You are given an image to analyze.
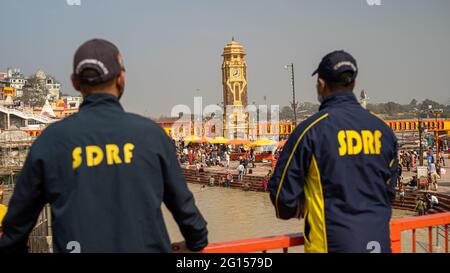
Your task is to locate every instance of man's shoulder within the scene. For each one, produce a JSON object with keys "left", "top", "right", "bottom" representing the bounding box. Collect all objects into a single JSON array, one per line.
[
  {"left": 365, "top": 111, "right": 391, "bottom": 127},
  {"left": 292, "top": 110, "right": 330, "bottom": 137},
  {"left": 341, "top": 107, "right": 397, "bottom": 140},
  {"left": 366, "top": 112, "right": 398, "bottom": 142},
  {"left": 24, "top": 119, "right": 73, "bottom": 158},
  {"left": 123, "top": 112, "right": 169, "bottom": 136},
  {"left": 35, "top": 114, "right": 79, "bottom": 141},
  {"left": 124, "top": 112, "right": 158, "bottom": 127}
]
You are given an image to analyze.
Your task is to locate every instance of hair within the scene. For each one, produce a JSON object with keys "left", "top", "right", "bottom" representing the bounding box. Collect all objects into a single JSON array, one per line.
[
  {"left": 76, "top": 70, "right": 119, "bottom": 97},
  {"left": 77, "top": 68, "right": 100, "bottom": 81},
  {"left": 77, "top": 69, "right": 117, "bottom": 89},
  {"left": 79, "top": 79, "right": 116, "bottom": 92},
  {"left": 325, "top": 72, "right": 356, "bottom": 92}
]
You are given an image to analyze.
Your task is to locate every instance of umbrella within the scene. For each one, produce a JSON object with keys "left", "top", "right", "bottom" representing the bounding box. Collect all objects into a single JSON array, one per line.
[
  {"left": 183, "top": 136, "right": 201, "bottom": 143},
  {"left": 226, "top": 139, "right": 251, "bottom": 145},
  {"left": 250, "top": 138, "right": 278, "bottom": 147},
  {"left": 192, "top": 136, "right": 211, "bottom": 143},
  {"left": 208, "top": 137, "right": 229, "bottom": 144}
]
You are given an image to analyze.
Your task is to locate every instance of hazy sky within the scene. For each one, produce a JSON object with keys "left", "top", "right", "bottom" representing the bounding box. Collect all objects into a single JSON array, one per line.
[{"left": 1, "top": 0, "right": 449, "bottom": 117}]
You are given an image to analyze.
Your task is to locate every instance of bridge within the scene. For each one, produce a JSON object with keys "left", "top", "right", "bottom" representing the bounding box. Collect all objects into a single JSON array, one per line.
[
  {"left": 0, "top": 105, "right": 55, "bottom": 130},
  {"left": 385, "top": 119, "right": 450, "bottom": 133},
  {"left": 158, "top": 118, "right": 450, "bottom": 139}
]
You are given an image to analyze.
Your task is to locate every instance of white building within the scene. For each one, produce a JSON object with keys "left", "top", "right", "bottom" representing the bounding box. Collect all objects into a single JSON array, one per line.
[
  {"left": 62, "top": 95, "right": 83, "bottom": 109},
  {"left": 7, "top": 68, "right": 26, "bottom": 97},
  {"left": 0, "top": 72, "right": 7, "bottom": 82},
  {"left": 10, "top": 78, "right": 26, "bottom": 97},
  {"left": 45, "top": 77, "right": 61, "bottom": 101}
]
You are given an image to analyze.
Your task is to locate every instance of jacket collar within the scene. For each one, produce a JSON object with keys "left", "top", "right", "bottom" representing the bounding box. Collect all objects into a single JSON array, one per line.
[
  {"left": 319, "top": 92, "right": 360, "bottom": 111},
  {"left": 79, "top": 93, "right": 124, "bottom": 111}
]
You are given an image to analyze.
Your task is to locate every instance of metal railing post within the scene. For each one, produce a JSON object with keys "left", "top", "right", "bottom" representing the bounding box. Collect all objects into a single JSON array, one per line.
[{"left": 390, "top": 221, "right": 402, "bottom": 253}]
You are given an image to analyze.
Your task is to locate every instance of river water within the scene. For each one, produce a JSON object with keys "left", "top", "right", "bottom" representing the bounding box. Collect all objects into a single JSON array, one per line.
[{"left": 162, "top": 184, "right": 414, "bottom": 249}]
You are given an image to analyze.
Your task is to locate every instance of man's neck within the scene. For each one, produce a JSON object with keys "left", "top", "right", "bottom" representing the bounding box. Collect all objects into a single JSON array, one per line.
[{"left": 82, "top": 89, "right": 119, "bottom": 98}]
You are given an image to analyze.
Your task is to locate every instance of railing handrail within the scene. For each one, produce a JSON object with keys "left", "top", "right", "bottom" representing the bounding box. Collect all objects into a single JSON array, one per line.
[
  {"left": 390, "top": 212, "right": 450, "bottom": 253},
  {"left": 202, "top": 233, "right": 304, "bottom": 253},
  {"left": 200, "top": 213, "right": 450, "bottom": 253},
  {"left": 391, "top": 212, "right": 450, "bottom": 231}
]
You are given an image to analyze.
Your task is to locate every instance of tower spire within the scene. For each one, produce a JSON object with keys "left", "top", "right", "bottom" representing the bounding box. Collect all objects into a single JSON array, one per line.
[{"left": 232, "top": 36, "right": 235, "bottom": 42}]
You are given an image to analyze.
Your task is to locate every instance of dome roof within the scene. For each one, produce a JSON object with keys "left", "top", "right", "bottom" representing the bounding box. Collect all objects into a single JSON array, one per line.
[
  {"left": 223, "top": 38, "right": 245, "bottom": 56},
  {"left": 35, "top": 69, "right": 46, "bottom": 80},
  {"left": 226, "top": 40, "right": 243, "bottom": 48}
]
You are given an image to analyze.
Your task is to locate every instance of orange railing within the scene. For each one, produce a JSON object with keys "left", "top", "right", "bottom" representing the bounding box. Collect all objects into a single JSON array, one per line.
[
  {"left": 201, "top": 213, "right": 450, "bottom": 253},
  {"left": 202, "top": 233, "right": 304, "bottom": 253},
  {"left": 390, "top": 212, "right": 450, "bottom": 253}
]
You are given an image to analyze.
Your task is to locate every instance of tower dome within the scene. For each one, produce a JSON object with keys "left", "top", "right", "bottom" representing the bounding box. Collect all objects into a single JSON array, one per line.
[
  {"left": 223, "top": 37, "right": 245, "bottom": 56},
  {"left": 35, "top": 69, "right": 46, "bottom": 80}
]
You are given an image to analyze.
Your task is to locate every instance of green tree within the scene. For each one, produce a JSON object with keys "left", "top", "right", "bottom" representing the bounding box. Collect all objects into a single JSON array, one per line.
[
  {"left": 280, "top": 106, "right": 294, "bottom": 120},
  {"left": 409, "top": 99, "right": 418, "bottom": 107}
]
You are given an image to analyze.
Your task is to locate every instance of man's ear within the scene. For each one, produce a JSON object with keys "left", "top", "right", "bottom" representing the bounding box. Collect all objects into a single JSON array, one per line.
[
  {"left": 317, "top": 78, "right": 326, "bottom": 92},
  {"left": 71, "top": 74, "right": 81, "bottom": 91},
  {"left": 117, "top": 71, "right": 125, "bottom": 88}
]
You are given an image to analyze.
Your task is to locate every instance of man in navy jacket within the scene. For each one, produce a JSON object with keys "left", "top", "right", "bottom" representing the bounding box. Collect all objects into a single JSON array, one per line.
[
  {"left": 269, "top": 51, "right": 398, "bottom": 253},
  {"left": 0, "top": 39, "right": 208, "bottom": 253}
]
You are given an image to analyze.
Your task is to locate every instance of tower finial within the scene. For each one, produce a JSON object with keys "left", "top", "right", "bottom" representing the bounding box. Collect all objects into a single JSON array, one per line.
[{"left": 232, "top": 36, "right": 235, "bottom": 42}]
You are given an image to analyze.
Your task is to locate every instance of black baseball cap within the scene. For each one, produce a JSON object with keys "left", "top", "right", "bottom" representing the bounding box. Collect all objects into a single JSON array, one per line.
[
  {"left": 312, "top": 50, "right": 358, "bottom": 84},
  {"left": 73, "top": 39, "right": 125, "bottom": 85}
]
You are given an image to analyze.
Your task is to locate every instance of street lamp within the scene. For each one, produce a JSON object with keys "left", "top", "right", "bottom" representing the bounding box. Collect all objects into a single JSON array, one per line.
[
  {"left": 415, "top": 106, "right": 444, "bottom": 166},
  {"left": 252, "top": 101, "right": 259, "bottom": 140},
  {"left": 284, "top": 63, "right": 298, "bottom": 126},
  {"left": 430, "top": 108, "right": 444, "bottom": 163},
  {"left": 417, "top": 110, "right": 424, "bottom": 166},
  {"left": 414, "top": 107, "right": 428, "bottom": 166}
]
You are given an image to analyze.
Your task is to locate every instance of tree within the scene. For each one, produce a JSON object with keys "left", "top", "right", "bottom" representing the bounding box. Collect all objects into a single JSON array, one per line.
[
  {"left": 409, "top": 99, "right": 418, "bottom": 107},
  {"left": 383, "top": 102, "right": 403, "bottom": 116},
  {"left": 418, "top": 99, "right": 444, "bottom": 111},
  {"left": 280, "top": 106, "right": 294, "bottom": 120},
  {"left": 20, "top": 88, "right": 47, "bottom": 108}
]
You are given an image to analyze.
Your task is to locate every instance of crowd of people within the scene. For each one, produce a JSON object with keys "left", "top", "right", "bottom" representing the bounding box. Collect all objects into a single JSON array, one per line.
[
  {"left": 171, "top": 138, "right": 283, "bottom": 192},
  {"left": 173, "top": 139, "right": 265, "bottom": 168},
  {"left": 171, "top": 137, "right": 449, "bottom": 213},
  {"left": 396, "top": 146, "right": 448, "bottom": 215},
  {"left": 397, "top": 148, "right": 447, "bottom": 191},
  {"left": 414, "top": 193, "right": 440, "bottom": 216}
]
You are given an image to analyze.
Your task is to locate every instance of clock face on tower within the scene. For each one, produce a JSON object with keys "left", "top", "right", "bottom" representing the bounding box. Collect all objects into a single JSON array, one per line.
[{"left": 232, "top": 69, "right": 240, "bottom": 78}]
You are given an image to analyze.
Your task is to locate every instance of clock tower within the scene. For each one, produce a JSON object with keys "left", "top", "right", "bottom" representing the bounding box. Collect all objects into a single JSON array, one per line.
[{"left": 222, "top": 38, "right": 249, "bottom": 139}]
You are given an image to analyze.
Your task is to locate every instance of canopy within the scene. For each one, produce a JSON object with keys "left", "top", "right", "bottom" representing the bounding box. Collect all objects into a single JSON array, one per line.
[
  {"left": 183, "top": 136, "right": 201, "bottom": 143},
  {"left": 192, "top": 136, "right": 211, "bottom": 143},
  {"left": 208, "top": 137, "right": 229, "bottom": 144},
  {"left": 226, "top": 139, "right": 251, "bottom": 145},
  {"left": 250, "top": 138, "right": 278, "bottom": 147}
]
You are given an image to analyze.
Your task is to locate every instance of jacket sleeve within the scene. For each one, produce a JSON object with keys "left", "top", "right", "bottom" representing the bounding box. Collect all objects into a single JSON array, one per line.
[
  {"left": 0, "top": 144, "right": 47, "bottom": 253},
  {"left": 161, "top": 136, "right": 208, "bottom": 252},
  {"left": 268, "top": 123, "right": 313, "bottom": 220}
]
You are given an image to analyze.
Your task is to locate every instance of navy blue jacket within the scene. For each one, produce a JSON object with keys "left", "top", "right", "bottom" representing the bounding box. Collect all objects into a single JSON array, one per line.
[
  {"left": 269, "top": 92, "right": 398, "bottom": 253},
  {"left": 0, "top": 93, "right": 208, "bottom": 253}
]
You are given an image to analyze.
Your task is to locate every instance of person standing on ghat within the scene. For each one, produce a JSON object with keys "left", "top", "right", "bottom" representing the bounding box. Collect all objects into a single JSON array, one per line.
[
  {"left": 0, "top": 39, "right": 208, "bottom": 253},
  {"left": 269, "top": 50, "right": 398, "bottom": 253}
]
